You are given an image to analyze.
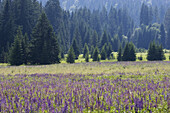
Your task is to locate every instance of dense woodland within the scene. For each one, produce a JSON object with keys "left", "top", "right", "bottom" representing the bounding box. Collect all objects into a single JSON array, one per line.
[{"left": 0, "top": 0, "right": 170, "bottom": 65}]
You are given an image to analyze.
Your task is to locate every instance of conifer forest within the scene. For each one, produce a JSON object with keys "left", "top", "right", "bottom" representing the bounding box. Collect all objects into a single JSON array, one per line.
[{"left": 0, "top": 0, "right": 169, "bottom": 113}]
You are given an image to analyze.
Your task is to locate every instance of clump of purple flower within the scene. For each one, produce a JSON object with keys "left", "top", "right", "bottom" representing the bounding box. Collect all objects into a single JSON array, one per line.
[{"left": 0, "top": 73, "right": 169, "bottom": 112}]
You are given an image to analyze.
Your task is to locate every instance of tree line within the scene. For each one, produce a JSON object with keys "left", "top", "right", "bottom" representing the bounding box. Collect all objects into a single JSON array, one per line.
[{"left": 0, "top": 0, "right": 169, "bottom": 65}]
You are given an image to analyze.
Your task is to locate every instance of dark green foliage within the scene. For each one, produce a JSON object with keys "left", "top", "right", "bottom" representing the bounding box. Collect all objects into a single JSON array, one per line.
[
  {"left": 106, "top": 43, "right": 113, "bottom": 59},
  {"left": 140, "top": 3, "right": 152, "bottom": 25},
  {"left": 117, "top": 45, "right": 122, "bottom": 61},
  {"left": 0, "top": 0, "right": 15, "bottom": 53},
  {"left": 8, "top": 27, "right": 23, "bottom": 65},
  {"left": 29, "top": 13, "right": 60, "bottom": 65},
  {"left": 100, "top": 44, "right": 107, "bottom": 60},
  {"left": 90, "top": 46, "right": 94, "bottom": 58},
  {"left": 160, "top": 24, "right": 166, "bottom": 48},
  {"left": 85, "top": 52, "right": 89, "bottom": 62},
  {"left": 166, "top": 28, "right": 170, "bottom": 49},
  {"left": 100, "top": 31, "right": 108, "bottom": 48},
  {"left": 93, "top": 47, "right": 100, "bottom": 61},
  {"left": 45, "top": 0, "right": 62, "bottom": 34},
  {"left": 67, "top": 47, "right": 75, "bottom": 63},
  {"left": 147, "top": 41, "right": 165, "bottom": 61},
  {"left": 83, "top": 43, "right": 89, "bottom": 58},
  {"left": 122, "top": 42, "right": 136, "bottom": 61},
  {"left": 72, "top": 38, "right": 80, "bottom": 59}
]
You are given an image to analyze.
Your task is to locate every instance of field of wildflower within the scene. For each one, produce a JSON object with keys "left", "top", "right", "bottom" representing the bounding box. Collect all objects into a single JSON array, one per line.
[{"left": 0, "top": 61, "right": 170, "bottom": 112}]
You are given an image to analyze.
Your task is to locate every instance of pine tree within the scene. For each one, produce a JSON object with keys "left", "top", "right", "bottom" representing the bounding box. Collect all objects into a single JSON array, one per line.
[
  {"left": 8, "top": 27, "right": 23, "bottom": 66},
  {"left": 93, "top": 47, "right": 100, "bottom": 61},
  {"left": 72, "top": 38, "right": 79, "bottom": 59},
  {"left": 100, "top": 44, "right": 107, "bottom": 60},
  {"left": 122, "top": 43, "right": 130, "bottom": 61},
  {"left": 100, "top": 31, "right": 108, "bottom": 48},
  {"left": 90, "top": 46, "right": 94, "bottom": 58},
  {"left": 129, "top": 42, "right": 136, "bottom": 61},
  {"left": 45, "top": 0, "right": 62, "bottom": 34},
  {"left": 92, "top": 31, "right": 98, "bottom": 48},
  {"left": 67, "top": 47, "right": 75, "bottom": 63},
  {"left": 0, "top": 0, "right": 15, "bottom": 54},
  {"left": 167, "top": 28, "right": 170, "bottom": 49},
  {"left": 157, "top": 44, "right": 165, "bottom": 60},
  {"left": 147, "top": 41, "right": 165, "bottom": 61},
  {"left": 83, "top": 43, "right": 89, "bottom": 58},
  {"left": 160, "top": 24, "right": 166, "bottom": 48},
  {"left": 29, "top": 12, "right": 60, "bottom": 64},
  {"left": 117, "top": 45, "right": 122, "bottom": 61},
  {"left": 106, "top": 43, "right": 113, "bottom": 59}
]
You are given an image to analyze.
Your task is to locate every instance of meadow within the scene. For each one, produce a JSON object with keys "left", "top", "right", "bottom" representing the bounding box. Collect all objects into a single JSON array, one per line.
[{"left": 0, "top": 53, "right": 170, "bottom": 112}]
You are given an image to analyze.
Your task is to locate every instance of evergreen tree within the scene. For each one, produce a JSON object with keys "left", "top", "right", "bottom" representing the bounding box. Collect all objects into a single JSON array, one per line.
[
  {"left": 100, "top": 31, "right": 108, "bottom": 48},
  {"left": 164, "top": 8, "right": 170, "bottom": 32},
  {"left": 157, "top": 44, "right": 165, "bottom": 60},
  {"left": 122, "top": 43, "right": 130, "bottom": 61},
  {"left": 106, "top": 43, "right": 112, "bottom": 59},
  {"left": 67, "top": 47, "right": 75, "bottom": 63},
  {"left": 140, "top": 3, "right": 151, "bottom": 25},
  {"left": 72, "top": 38, "right": 79, "bottom": 59},
  {"left": 29, "top": 12, "right": 60, "bottom": 64},
  {"left": 73, "top": 27, "right": 82, "bottom": 52},
  {"left": 122, "top": 42, "right": 136, "bottom": 61},
  {"left": 100, "top": 45, "right": 107, "bottom": 60},
  {"left": 93, "top": 47, "right": 100, "bottom": 61},
  {"left": 0, "top": 0, "right": 15, "bottom": 54},
  {"left": 160, "top": 24, "right": 166, "bottom": 48},
  {"left": 147, "top": 41, "right": 165, "bottom": 61},
  {"left": 117, "top": 45, "right": 122, "bottom": 61},
  {"left": 129, "top": 42, "right": 136, "bottom": 61},
  {"left": 8, "top": 27, "right": 23, "bottom": 66},
  {"left": 167, "top": 28, "right": 170, "bottom": 49},
  {"left": 90, "top": 46, "right": 94, "bottom": 58},
  {"left": 92, "top": 31, "right": 98, "bottom": 47},
  {"left": 83, "top": 43, "right": 89, "bottom": 58},
  {"left": 45, "top": 0, "right": 62, "bottom": 34}
]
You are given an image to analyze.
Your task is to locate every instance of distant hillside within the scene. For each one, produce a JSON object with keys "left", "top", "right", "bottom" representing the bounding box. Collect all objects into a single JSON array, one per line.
[{"left": 39, "top": 0, "right": 170, "bottom": 25}]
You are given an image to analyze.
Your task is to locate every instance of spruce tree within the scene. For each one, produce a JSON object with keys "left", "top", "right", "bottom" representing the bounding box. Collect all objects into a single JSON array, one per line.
[
  {"left": 100, "top": 31, "right": 108, "bottom": 48},
  {"left": 83, "top": 43, "right": 89, "bottom": 58},
  {"left": 157, "top": 44, "right": 165, "bottom": 60},
  {"left": 67, "top": 47, "right": 75, "bottom": 63},
  {"left": 122, "top": 43, "right": 130, "bottom": 61},
  {"left": 0, "top": 0, "right": 15, "bottom": 55},
  {"left": 72, "top": 38, "right": 79, "bottom": 59},
  {"left": 100, "top": 45, "right": 107, "bottom": 60},
  {"left": 129, "top": 42, "right": 136, "bottom": 61},
  {"left": 93, "top": 47, "right": 100, "bottom": 61},
  {"left": 106, "top": 43, "right": 113, "bottom": 59},
  {"left": 147, "top": 41, "right": 165, "bottom": 61},
  {"left": 29, "top": 12, "right": 60, "bottom": 64},
  {"left": 8, "top": 27, "right": 23, "bottom": 66},
  {"left": 117, "top": 45, "right": 122, "bottom": 61},
  {"left": 160, "top": 24, "right": 166, "bottom": 48},
  {"left": 45, "top": 0, "right": 62, "bottom": 34}
]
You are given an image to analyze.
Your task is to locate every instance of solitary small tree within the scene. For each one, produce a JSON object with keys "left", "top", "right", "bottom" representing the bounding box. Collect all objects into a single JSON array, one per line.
[{"left": 67, "top": 47, "right": 75, "bottom": 63}]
